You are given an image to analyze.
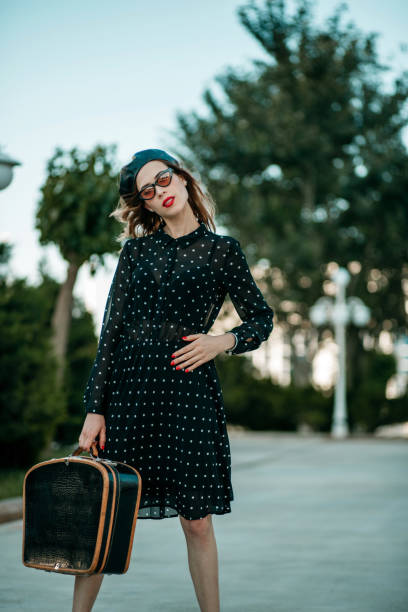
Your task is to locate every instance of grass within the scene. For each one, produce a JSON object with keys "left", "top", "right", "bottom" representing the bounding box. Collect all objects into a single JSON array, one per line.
[{"left": 0, "top": 442, "right": 80, "bottom": 501}]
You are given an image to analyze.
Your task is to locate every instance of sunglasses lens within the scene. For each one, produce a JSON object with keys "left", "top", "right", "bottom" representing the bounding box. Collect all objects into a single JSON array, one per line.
[
  {"left": 157, "top": 170, "right": 172, "bottom": 186},
  {"left": 140, "top": 186, "right": 155, "bottom": 199}
]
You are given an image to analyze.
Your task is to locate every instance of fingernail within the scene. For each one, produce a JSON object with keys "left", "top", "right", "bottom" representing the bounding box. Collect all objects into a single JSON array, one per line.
[
  {"left": 176, "top": 366, "right": 181, "bottom": 370},
  {"left": 101, "top": 446, "right": 105, "bottom": 450},
  {"left": 170, "top": 360, "right": 175, "bottom": 365},
  {"left": 185, "top": 368, "right": 189, "bottom": 372},
  {"left": 182, "top": 336, "right": 187, "bottom": 339},
  {"left": 171, "top": 354, "right": 175, "bottom": 357}
]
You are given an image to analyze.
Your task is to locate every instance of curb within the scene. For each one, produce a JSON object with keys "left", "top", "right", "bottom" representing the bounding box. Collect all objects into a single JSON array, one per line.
[{"left": 0, "top": 497, "right": 22, "bottom": 525}]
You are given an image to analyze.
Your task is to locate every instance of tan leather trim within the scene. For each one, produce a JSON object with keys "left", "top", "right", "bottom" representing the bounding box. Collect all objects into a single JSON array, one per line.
[{"left": 97, "top": 463, "right": 117, "bottom": 574}]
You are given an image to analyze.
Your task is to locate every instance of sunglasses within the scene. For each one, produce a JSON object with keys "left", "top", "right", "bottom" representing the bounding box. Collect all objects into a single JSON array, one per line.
[{"left": 136, "top": 167, "right": 174, "bottom": 201}]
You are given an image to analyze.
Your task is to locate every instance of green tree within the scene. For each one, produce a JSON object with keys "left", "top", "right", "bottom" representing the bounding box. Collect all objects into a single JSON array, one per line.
[
  {"left": 348, "top": 350, "right": 399, "bottom": 432},
  {"left": 0, "top": 251, "right": 66, "bottom": 468},
  {"left": 168, "top": 0, "right": 408, "bottom": 391},
  {"left": 35, "top": 144, "right": 122, "bottom": 385}
]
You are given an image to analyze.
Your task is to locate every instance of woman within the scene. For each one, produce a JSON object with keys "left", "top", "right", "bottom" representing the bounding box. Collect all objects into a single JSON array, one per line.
[{"left": 74, "top": 148, "right": 274, "bottom": 612}]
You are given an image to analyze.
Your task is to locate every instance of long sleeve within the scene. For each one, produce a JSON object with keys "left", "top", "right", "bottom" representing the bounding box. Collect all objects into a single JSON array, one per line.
[
  {"left": 221, "top": 238, "right": 274, "bottom": 355},
  {"left": 83, "top": 239, "right": 133, "bottom": 415}
]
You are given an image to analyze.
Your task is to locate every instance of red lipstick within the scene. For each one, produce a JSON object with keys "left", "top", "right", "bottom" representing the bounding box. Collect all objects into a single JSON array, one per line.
[{"left": 163, "top": 196, "right": 175, "bottom": 207}]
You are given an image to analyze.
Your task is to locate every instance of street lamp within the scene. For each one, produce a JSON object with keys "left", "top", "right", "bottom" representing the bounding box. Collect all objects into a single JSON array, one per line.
[
  {"left": 310, "top": 267, "right": 370, "bottom": 439},
  {"left": 0, "top": 150, "right": 21, "bottom": 191}
]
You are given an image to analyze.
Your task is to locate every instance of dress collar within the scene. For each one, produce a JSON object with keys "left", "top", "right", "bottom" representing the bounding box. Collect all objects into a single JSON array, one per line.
[{"left": 154, "top": 220, "right": 208, "bottom": 248}]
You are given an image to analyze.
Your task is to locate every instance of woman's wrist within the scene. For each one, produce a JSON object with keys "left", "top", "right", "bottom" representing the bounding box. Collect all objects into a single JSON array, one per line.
[{"left": 221, "top": 332, "right": 237, "bottom": 352}]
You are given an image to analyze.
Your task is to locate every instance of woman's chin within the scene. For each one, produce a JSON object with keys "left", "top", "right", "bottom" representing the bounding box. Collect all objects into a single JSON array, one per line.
[{"left": 162, "top": 201, "right": 188, "bottom": 217}]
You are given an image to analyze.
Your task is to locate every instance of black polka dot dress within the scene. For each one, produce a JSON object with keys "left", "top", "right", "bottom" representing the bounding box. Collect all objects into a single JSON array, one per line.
[{"left": 83, "top": 220, "right": 274, "bottom": 520}]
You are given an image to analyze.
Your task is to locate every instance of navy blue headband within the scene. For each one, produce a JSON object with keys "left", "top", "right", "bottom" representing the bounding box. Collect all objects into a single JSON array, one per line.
[{"left": 119, "top": 148, "right": 180, "bottom": 197}]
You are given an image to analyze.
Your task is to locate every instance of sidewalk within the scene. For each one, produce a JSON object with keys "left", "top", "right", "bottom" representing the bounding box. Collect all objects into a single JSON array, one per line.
[{"left": 1, "top": 432, "right": 407, "bottom": 611}]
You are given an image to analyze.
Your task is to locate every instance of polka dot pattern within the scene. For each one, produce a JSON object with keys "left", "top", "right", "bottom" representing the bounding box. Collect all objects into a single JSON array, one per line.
[{"left": 83, "top": 221, "right": 274, "bottom": 520}]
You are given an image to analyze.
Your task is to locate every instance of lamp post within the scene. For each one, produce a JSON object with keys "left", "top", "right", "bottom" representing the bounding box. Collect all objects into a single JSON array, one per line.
[{"left": 310, "top": 267, "right": 370, "bottom": 439}]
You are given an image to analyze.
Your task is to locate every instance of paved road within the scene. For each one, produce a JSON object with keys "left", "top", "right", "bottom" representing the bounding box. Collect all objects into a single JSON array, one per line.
[{"left": 1, "top": 432, "right": 407, "bottom": 611}]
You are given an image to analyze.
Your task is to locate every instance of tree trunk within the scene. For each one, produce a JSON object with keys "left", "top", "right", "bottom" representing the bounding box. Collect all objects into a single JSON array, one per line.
[
  {"left": 346, "top": 327, "right": 363, "bottom": 393},
  {"left": 302, "top": 176, "right": 316, "bottom": 211},
  {"left": 51, "top": 259, "right": 81, "bottom": 386},
  {"left": 289, "top": 328, "right": 313, "bottom": 387}
]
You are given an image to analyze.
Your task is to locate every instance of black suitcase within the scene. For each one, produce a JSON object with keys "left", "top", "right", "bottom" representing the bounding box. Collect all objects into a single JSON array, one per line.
[{"left": 22, "top": 443, "right": 142, "bottom": 575}]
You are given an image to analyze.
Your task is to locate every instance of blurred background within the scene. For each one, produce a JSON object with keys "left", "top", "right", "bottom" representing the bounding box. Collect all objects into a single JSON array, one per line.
[{"left": 1, "top": 0, "right": 407, "bottom": 473}]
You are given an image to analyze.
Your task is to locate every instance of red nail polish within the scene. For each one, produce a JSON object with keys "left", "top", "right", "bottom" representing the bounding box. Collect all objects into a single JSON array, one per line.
[
  {"left": 176, "top": 366, "right": 181, "bottom": 370},
  {"left": 182, "top": 336, "right": 187, "bottom": 340},
  {"left": 101, "top": 446, "right": 105, "bottom": 450},
  {"left": 171, "top": 354, "right": 175, "bottom": 357},
  {"left": 170, "top": 361, "right": 175, "bottom": 365},
  {"left": 185, "top": 368, "right": 189, "bottom": 372}
]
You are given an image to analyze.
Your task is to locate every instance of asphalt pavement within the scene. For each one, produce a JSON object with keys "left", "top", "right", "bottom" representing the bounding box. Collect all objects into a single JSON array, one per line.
[{"left": 1, "top": 431, "right": 407, "bottom": 611}]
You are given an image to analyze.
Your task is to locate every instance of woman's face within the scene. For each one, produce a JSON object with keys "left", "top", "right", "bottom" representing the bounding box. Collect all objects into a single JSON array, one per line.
[{"left": 136, "top": 160, "right": 188, "bottom": 218}]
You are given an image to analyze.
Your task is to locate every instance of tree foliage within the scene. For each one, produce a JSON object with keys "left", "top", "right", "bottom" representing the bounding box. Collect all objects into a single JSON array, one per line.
[
  {"left": 0, "top": 271, "right": 66, "bottom": 468},
  {"left": 169, "top": 0, "right": 408, "bottom": 387},
  {"left": 0, "top": 248, "right": 100, "bottom": 467},
  {"left": 36, "top": 143, "right": 123, "bottom": 265}
]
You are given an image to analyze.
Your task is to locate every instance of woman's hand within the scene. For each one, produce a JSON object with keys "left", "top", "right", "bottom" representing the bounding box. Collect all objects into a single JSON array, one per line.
[
  {"left": 79, "top": 413, "right": 106, "bottom": 453},
  {"left": 170, "top": 333, "right": 235, "bottom": 372}
]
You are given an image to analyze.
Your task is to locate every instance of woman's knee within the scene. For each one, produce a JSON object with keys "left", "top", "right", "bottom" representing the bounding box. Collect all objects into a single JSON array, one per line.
[{"left": 179, "top": 513, "right": 213, "bottom": 538}]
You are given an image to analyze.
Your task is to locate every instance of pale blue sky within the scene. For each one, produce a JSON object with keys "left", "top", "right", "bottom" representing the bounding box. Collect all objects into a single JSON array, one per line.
[{"left": 1, "top": 0, "right": 407, "bottom": 327}]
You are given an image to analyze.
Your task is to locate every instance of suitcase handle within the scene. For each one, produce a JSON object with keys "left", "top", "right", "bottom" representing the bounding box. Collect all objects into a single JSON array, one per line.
[
  {"left": 67, "top": 444, "right": 118, "bottom": 466},
  {"left": 70, "top": 442, "right": 99, "bottom": 458}
]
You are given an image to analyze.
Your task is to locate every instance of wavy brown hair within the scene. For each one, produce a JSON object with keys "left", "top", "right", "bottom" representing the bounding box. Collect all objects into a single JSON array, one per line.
[{"left": 110, "top": 160, "right": 217, "bottom": 242}]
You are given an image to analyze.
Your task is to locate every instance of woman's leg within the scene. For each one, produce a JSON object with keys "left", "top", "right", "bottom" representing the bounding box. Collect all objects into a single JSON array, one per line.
[
  {"left": 72, "top": 573, "right": 104, "bottom": 612},
  {"left": 179, "top": 513, "right": 220, "bottom": 612}
]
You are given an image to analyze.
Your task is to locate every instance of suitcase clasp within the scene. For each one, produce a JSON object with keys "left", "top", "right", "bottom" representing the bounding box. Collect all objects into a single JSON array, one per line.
[{"left": 95, "top": 457, "right": 118, "bottom": 466}]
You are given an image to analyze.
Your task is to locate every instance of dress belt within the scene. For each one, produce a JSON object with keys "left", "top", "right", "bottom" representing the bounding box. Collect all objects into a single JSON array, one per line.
[{"left": 121, "top": 319, "right": 196, "bottom": 343}]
